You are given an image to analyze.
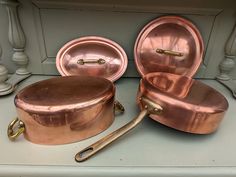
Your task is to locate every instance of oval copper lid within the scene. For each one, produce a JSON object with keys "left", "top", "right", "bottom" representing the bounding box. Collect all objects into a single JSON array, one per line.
[
  {"left": 134, "top": 16, "right": 204, "bottom": 78},
  {"left": 56, "top": 36, "right": 128, "bottom": 82},
  {"left": 15, "top": 76, "right": 114, "bottom": 113}
]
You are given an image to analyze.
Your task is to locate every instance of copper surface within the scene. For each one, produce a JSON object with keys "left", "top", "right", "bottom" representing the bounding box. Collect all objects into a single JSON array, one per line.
[
  {"left": 14, "top": 76, "right": 116, "bottom": 145},
  {"left": 134, "top": 16, "right": 204, "bottom": 77},
  {"left": 56, "top": 36, "right": 128, "bottom": 82},
  {"left": 138, "top": 72, "right": 229, "bottom": 134},
  {"left": 74, "top": 16, "right": 226, "bottom": 162},
  {"left": 75, "top": 73, "right": 228, "bottom": 162}
]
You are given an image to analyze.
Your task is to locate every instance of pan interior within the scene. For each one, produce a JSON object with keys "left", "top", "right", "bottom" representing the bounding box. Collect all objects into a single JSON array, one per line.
[{"left": 144, "top": 72, "right": 228, "bottom": 110}]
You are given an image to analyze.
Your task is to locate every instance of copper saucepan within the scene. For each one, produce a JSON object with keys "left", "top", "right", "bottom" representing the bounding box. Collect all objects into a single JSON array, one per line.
[
  {"left": 75, "top": 72, "right": 228, "bottom": 162},
  {"left": 7, "top": 76, "right": 124, "bottom": 145}
]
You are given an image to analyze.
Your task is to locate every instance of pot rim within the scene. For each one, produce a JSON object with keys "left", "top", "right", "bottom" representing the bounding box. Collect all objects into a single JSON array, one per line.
[{"left": 14, "top": 76, "right": 115, "bottom": 113}]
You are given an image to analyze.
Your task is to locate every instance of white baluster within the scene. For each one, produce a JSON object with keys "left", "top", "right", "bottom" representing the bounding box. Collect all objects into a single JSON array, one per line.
[
  {"left": 1, "top": 0, "right": 30, "bottom": 75},
  {"left": 0, "top": 45, "right": 13, "bottom": 95},
  {"left": 217, "top": 23, "right": 236, "bottom": 98}
]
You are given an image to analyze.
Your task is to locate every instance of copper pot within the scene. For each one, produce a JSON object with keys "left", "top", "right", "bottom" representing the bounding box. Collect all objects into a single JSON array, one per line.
[
  {"left": 75, "top": 72, "right": 228, "bottom": 162},
  {"left": 7, "top": 76, "right": 124, "bottom": 145}
]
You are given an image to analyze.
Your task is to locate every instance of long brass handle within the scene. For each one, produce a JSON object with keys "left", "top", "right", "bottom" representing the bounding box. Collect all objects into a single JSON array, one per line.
[
  {"left": 156, "top": 48, "right": 183, "bottom": 57},
  {"left": 7, "top": 118, "right": 25, "bottom": 141},
  {"left": 75, "top": 97, "right": 162, "bottom": 162},
  {"left": 77, "top": 58, "right": 106, "bottom": 65},
  {"left": 75, "top": 109, "right": 148, "bottom": 162}
]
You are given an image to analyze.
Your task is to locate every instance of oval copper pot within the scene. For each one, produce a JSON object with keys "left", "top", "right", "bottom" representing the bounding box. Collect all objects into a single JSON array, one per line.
[
  {"left": 7, "top": 76, "right": 124, "bottom": 145},
  {"left": 75, "top": 72, "right": 228, "bottom": 162}
]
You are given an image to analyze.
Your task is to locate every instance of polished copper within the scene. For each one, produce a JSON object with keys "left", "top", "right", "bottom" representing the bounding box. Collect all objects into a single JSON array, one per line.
[
  {"left": 75, "top": 72, "right": 228, "bottom": 162},
  {"left": 138, "top": 72, "right": 228, "bottom": 134},
  {"left": 10, "top": 76, "right": 118, "bottom": 145},
  {"left": 56, "top": 36, "right": 128, "bottom": 82},
  {"left": 75, "top": 16, "right": 227, "bottom": 162},
  {"left": 134, "top": 16, "right": 204, "bottom": 77}
]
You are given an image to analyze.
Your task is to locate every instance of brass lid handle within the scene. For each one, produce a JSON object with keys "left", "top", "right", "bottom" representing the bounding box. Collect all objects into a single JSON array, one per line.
[
  {"left": 77, "top": 58, "right": 106, "bottom": 65},
  {"left": 114, "top": 100, "right": 125, "bottom": 114},
  {"left": 156, "top": 48, "right": 183, "bottom": 57},
  {"left": 7, "top": 118, "right": 25, "bottom": 141}
]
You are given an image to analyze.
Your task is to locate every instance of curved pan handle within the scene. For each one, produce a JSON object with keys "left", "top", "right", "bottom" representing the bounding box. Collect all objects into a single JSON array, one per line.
[
  {"left": 7, "top": 118, "right": 25, "bottom": 141},
  {"left": 75, "top": 97, "right": 162, "bottom": 162}
]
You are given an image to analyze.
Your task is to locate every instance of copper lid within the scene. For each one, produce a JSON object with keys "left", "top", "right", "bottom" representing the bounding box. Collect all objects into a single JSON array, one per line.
[
  {"left": 56, "top": 36, "right": 128, "bottom": 82},
  {"left": 134, "top": 16, "right": 204, "bottom": 78}
]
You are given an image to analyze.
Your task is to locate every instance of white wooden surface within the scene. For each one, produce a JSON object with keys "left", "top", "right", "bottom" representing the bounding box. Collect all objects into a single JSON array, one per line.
[{"left": 0, "top": 76, "right": 236, "bottom": 177}]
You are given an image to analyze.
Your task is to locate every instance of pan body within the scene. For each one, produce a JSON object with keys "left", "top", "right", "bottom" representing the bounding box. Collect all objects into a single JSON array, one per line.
[
  {"left": 137, "top": 72, "right": 228, "bottom": 134},
  {"left": 15, "top": 76, "right": 115, "bottom": 145}
]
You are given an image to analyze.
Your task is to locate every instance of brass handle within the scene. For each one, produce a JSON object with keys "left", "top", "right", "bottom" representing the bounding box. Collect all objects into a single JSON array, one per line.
[
  {"left": 114, "top": 100, "right": 125, "bottom": 114},
  {"left": 77, "top": 58, "right": 106, "bottom": 65},
  {"left": 156, "top": 48, "right": 183, "bottom": 57},
  {"left": 7, "top": 118, "right": 25, "bottom": 141},
  {"left": 75, "top": 97, "right": 162, "bottom": 162}
]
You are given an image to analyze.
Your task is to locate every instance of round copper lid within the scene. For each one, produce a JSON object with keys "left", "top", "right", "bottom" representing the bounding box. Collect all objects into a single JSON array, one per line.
[
  {"left": 134, "top": 16, "right": 204, "bottom": 78},
  {"left": 56, "top": 36, "right": 128, "bottom": 82}
]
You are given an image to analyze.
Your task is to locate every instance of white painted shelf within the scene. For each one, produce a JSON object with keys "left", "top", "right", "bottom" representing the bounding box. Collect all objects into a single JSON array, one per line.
[{"left": 0, "top": 76, "right": 236, "bottom": 177}]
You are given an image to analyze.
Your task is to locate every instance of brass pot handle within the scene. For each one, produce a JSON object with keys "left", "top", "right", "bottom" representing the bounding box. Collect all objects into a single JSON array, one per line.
[
  {"left": 77, "top": 58, "right": 106, "bottom": 65},
  {"left": 75, "top": 97, "right": 162, "bottom": 162},
  {"left": 7, "top": 118, "right": 25, "bottom": 141}
]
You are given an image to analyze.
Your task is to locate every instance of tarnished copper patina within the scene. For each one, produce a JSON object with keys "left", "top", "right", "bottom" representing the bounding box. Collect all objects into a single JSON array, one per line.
[
  {"left": 75, "top": 16, "right": 228, "bottom": 162},
  {"left": 56, "top": 36, "right": 128, "bottom": 82},
  {"left": 7, "top": 76, "right": 125, "bottom": 145}
]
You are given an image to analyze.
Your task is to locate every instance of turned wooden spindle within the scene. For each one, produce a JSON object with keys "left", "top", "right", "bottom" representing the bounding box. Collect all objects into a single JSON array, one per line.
[
  {"left": 217, "top": 24, "right": 236, "bottom": 81},
  {"left": 0, "top": 46, "right": 12, "bottom": 93},
  {"left": 217, "top": 23, "right": 236, "bottom": 98},
  {"left": 1, "top": 0, "right": 30, "bottom": 75}
]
